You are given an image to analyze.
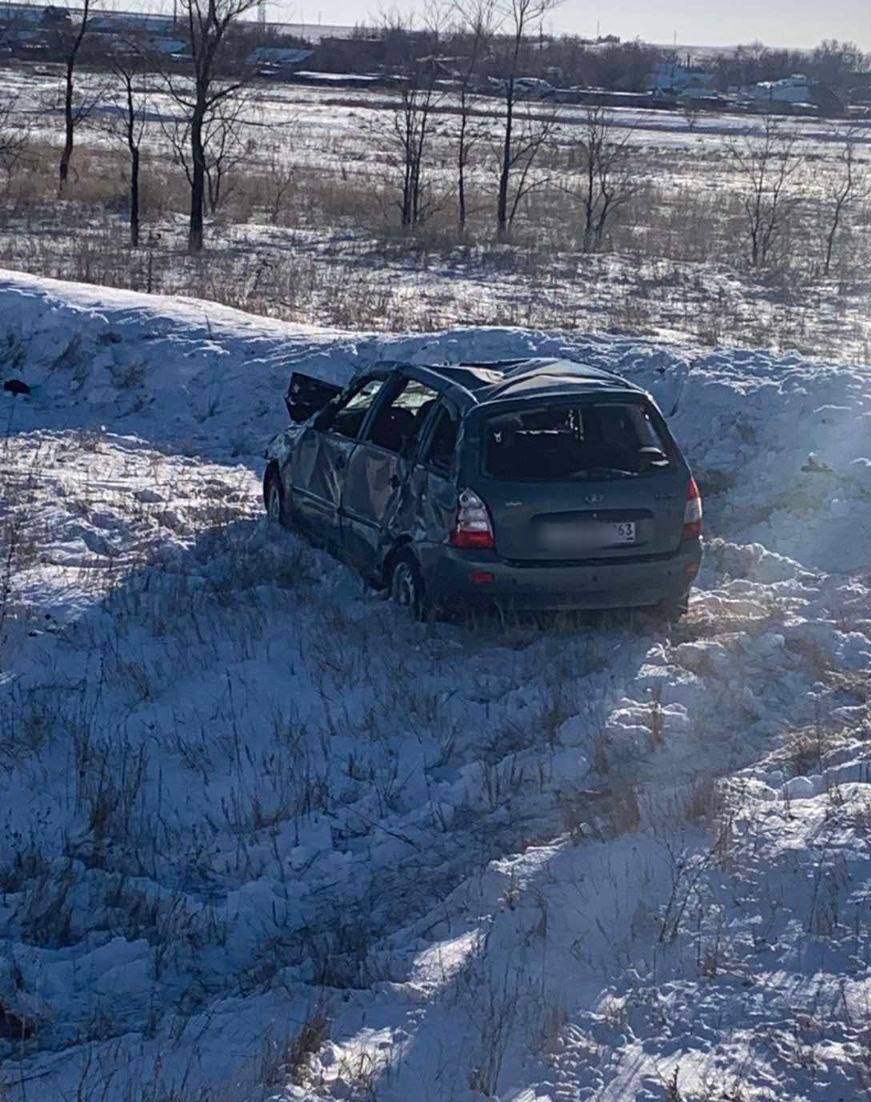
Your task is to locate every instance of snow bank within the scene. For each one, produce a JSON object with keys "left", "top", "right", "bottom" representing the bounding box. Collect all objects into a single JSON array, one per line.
[
  {"left": 3, "top": 268, "right": 869, "bottom": 571},
  {"left": 1, "top": 272, "right": 870, "bottom": 1102}
]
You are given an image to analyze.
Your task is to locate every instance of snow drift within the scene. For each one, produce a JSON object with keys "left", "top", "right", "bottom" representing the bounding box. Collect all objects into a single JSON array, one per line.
[{"left": 1, "top": 270, "right": 870, "bottom": 1102}]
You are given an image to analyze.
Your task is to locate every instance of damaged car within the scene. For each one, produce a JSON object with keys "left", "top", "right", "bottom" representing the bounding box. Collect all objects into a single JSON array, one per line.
[{"left": 263, "top": 358, "right": 702, "bottom": 618}]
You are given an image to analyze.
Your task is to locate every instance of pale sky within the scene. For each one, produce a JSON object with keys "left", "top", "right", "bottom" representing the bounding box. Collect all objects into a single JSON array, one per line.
[{"left": 282, "top": 0, "right": 871, "bottom": 51}]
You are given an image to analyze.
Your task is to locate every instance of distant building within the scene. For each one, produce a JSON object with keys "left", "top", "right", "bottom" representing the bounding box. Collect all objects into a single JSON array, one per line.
[
  {"left": 747, "top": 74, "right": 844, "bottom": 116},
  {"left": 647, "top": 61, "right": 716, "bottom": 96},
  {"left": 315, "top": 34, "right": 386, "bottom": 73},
  {"left": 749, "top": 74, "right": 812, "bottom": 105},
  {"left": 248, "top": 44, "right": 313, "bottom": 75}
]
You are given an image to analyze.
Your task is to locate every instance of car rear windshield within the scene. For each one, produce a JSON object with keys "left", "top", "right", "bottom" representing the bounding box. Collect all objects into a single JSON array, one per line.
[{"left": 483, "top": 401, "right": 673, "bottom": 481}]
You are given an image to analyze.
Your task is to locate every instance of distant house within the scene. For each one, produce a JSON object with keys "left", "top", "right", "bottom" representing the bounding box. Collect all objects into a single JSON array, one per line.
[
  {"left": 248, "top": 45, "right": 312, "bottom": 68},
  {"left": 647, "top": 61, "right": 715, "bottom": 97},
  {"left": 748, "top": 74, "right": 844, "bottom": 116},
  {"left": 314, "top": 34, "right": 386, "bottom": 73},
  {"left": 749, "top": 74, "right": 811, "bottom": 105}
]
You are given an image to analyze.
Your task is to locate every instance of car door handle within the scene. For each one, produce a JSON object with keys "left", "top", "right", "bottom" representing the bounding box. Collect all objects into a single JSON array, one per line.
[
  {"left": 335, "top": 455, "right": 346, "bottom": 470},
  {"left": 389, "top": 474, "right": 401, "bottom": 489}
]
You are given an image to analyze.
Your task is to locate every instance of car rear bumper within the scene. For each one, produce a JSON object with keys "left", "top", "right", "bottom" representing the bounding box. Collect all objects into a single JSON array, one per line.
[{"left": 425, "top": 540, "right": 702, "bottom": 612}]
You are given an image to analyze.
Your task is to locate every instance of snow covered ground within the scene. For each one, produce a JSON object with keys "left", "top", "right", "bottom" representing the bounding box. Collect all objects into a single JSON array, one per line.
[
  {"left": 2, "top": 63, "right": 869, "bottom": 363},
  {"left": 1, "top": 270, "right": 871, "bottom": 1101}
]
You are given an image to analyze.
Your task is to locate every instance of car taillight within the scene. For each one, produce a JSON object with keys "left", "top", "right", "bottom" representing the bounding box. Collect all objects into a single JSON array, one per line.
[
  {"left": 450, "top": 489, "right": 495, "bottom": 550},
  {"left": 682, "top": 477, "right": 702, "bottom": 540}
]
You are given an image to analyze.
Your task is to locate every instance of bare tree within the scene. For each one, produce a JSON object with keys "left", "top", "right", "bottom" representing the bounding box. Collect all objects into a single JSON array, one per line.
[
  {"left": 498, "top": 99, "right": 558, "bottom": 229},
  {"left": 379, "top": 15, "right": 444, "bottom": 230},
  {"left": 570, "top": 107, "right": 637, "bottom": 252},
  {"left": 263, "top": 143, "right": 295, "bottom": 225},
  {"left": 681, "top": 99, "right": 701, "bottom": 133},
  {"left": 58, "top": 0, "right": 93, "bottom": 193},
  {"left": 163, "top": 0, "right": 258, "bottom": 253},
  {"left": 394, "top": 67, "right": 441, "bottom": 228},
  {"left": 101, "top": 50, "right": 149, "bottom": 247},
  {"left": 821, "top": 125, "right": 868, "bottom": 276},
  {"left": 0, "top": 98, "right": 28, "bottom": 180},
  {"left": 494, "top": 0, "right": 559, "bottom": 237},
  {"left": 166, "top": 93, "right": 251, "bottom": 217},
  {"left": 453, "top": 0, "right": 494, "bottom": 230},
  {"left": 729, "top": 116, "right": 800, "bottom": 269},
  {"left": 203, "top": 95, "right": 251, "bottom": 213}
]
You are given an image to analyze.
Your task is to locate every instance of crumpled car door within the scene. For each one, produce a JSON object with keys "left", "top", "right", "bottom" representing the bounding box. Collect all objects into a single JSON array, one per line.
[
  {"left": 291, "top": 426, "right": 356, "bottom": 547},
  {"left": 340, "top": 444, "right": 405, "bottom": 577}
]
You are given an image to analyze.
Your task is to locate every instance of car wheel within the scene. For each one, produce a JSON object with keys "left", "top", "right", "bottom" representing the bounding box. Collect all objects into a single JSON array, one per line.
[
  {"left": 264, "top": 467, "right": 285, "bottom": 526},
  {"left": 389, "top": 553, "right": 427, "bottom": 621}
]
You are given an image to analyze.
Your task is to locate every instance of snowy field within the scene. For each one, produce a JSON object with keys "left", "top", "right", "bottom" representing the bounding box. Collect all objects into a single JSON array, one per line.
[
  {"left": 0, "top": 64, "right": 869, "bottom": 362},
  {"left": 1, "top": 270, "right": 871, "bottom": 1101},
  {"left": 3, "top": 65, "right": 861, "bottom": 157}
]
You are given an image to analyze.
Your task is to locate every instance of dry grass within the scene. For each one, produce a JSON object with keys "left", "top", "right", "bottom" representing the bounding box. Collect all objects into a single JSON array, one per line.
[
  {"left": 258, "top": 1000, "right": 331, "bottom": 1090},
  {"left": 0, "top": 114, "right": 868, "bottom": 360}
]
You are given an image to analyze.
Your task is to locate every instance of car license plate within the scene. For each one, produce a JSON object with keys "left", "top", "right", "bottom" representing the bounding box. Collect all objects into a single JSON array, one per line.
[{"left": 612, "top": 521, "right": 636, "bottom": 544}]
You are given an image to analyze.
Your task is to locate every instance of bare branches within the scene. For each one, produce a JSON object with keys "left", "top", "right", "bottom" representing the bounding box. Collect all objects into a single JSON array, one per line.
[
  {"left": 0, "top": 98, "right": 28, "bottom": 177},
  {"left": 729, "top": 115, "right": 801, "bottom": 269},
  {"left": 203, "top": 95, "right": 250, "bottom": 214},
  {"left": 378, "top": 14, "right": 446, "bottom": 230},
  {"left": 822, "top": 124, "right": 869, "bottom": 276},
  {"left": 88, "top": 38, "right": 152, "bottom": 247},
  {"left": 165, "top": 92, "right": 251, "bottom": 216},
  {"left": 114, "top": 64, "right": 147, "bottom": 247},
  {"left": 569, "top": 108, "right": 638, "bottom": 252},
  {"left": 391, "top": 75, "right": 441, "bottom": 228},
  {"left": 453, "top": 0, "right": 495, "bottom": 229},
  {"left": 503, "top": 101, "right": 558, "bottom": 225},
  {"left": 494, "top": 0, "right": 561, "bottom": 236},
  {"left": 58, "top": 0, "right": 93, "bottom": 193},
  {"left": 161, "top": 0, "right": 259, "bottom": 252}
]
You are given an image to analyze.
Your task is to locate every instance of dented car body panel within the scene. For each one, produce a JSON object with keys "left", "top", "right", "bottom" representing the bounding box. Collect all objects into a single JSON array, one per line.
[{"left": 264, "top": 359, "right": 702, "bottom": 612}]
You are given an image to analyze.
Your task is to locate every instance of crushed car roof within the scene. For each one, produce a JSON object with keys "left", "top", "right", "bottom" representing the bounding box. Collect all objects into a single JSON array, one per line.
[{"left": 410, "top": 357, "right": 644, "bottom": 408}]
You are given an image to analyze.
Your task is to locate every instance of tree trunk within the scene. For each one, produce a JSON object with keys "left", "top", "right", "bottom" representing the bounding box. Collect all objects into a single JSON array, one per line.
[
  {"left": 189, "top": 111, "right": 206, "bottom": 253},
  {"left": 412, "top": 98, "right": 430, "bottom": 226},
  {"left": 457, "top": 95, "right": 468, "bottom": 230},
  {"left": 749, "top": 193, "right": 762, "bottom": 268},
  {"left": 401, "top": 140, "right": 413, "bottom": 228},
  {"left": 130, "top": 146, "right": 140, "bottom": 248},
  {"left": 824, "top": 205, "right": 840, "bottom": 276},
  {"left": 58, "top": 59, "right": 75, "bottom": 194},
  {"left": 582, "top": 148, "right": 595, "bottom": 251},
  {"left": 497, "top": 89, "right": 513, "bottom": 238},
  {"left": 57, "top": 0, "right": 89, "bottom": 194}
]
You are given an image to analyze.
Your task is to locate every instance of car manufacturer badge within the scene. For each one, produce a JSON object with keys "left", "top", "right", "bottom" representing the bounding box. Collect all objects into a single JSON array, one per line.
[{"left": 584, "top": 493, "right": 604, "bottom": 504}]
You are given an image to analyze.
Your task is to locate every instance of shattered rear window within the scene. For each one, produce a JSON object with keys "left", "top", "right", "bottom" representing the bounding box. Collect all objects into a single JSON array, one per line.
[{"left": 484, "top": 402, "right": 672, "bottom": 481}]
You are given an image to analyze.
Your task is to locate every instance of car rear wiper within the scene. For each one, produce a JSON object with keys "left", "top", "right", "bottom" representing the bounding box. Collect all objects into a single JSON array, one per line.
[{"left": 570, "top": 467, "right": 637, "bottom": 480}]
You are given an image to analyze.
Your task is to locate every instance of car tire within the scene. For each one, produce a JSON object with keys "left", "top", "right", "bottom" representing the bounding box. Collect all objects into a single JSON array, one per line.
[
  {"left": 389, "top": 552, "right": 428, "bottom": 621},
  {"left": 264, "top": 466, "right": 287, "bottom": 527}
]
